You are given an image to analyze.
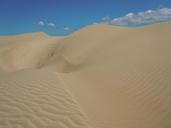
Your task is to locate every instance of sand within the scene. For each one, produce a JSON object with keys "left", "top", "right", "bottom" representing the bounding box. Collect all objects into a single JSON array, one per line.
[{"left": 0, "top": 22, "right": 171, "bottom": 128}]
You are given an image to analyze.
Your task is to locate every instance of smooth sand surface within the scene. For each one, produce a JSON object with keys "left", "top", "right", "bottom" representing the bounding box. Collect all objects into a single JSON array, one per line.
[{"left": 0, "top": 22, "right": 171, "bottom": 128}]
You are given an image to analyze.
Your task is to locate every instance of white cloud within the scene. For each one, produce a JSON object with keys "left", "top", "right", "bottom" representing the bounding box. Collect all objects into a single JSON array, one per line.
[
  {"left": 34, "top": 21, "right": 71, "bottom": 32},
  {"left": 146, "top": 10, "right": 153, "bottom": 13},
  {"left": 64, "top": 27, "right": 70, "bottom": 31},
  {"left": 126, "top": 13, "right": 134, "bottom": 17},
  {"left": 37, "top": 21, "right": 45, "bottom": 26},
  {"left": 47, "top": 23, "right": 56, "bottom": 28},
  {"left": 102, "top": 16, "right": 111, "bottom": 21},
  {"left": 100, "top": 8, "right": 171, "bottom": 26},
  {"left": 34, "top": 21, "right": 56, "bottom": 28},
  {"left": 101, "top": 16, "right": 111, "bottom": 24},
  {"left": 93, "top": 22, "right": 98, "bottom": 25}
]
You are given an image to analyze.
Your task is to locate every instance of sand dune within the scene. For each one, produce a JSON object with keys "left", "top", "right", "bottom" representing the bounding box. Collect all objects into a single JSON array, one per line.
[
  {"left": 0, "top": 69, "right": 91, "bottom": 128},
  {"left": 0, "top": 22, "right": 171, "bottom": 128}
]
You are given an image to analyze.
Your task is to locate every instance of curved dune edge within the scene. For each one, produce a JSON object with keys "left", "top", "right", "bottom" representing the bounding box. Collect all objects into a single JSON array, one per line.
[{"left": 0, "top": 22, "right": 171, "bottom": 128}]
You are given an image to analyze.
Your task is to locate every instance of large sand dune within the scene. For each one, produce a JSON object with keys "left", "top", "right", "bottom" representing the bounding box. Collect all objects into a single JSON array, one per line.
[{"left": 0, "top": 22, "right": 171, "bottom": 128}]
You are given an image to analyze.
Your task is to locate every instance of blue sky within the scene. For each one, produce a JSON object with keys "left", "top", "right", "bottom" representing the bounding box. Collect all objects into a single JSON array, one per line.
[{"left": 0, "top": 0, "right": 171, "bottom": 35}]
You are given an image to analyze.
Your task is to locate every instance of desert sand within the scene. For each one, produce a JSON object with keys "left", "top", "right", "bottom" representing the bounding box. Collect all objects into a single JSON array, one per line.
[{"left": 0, "top": 22, "right": 171, "bottom": 128}]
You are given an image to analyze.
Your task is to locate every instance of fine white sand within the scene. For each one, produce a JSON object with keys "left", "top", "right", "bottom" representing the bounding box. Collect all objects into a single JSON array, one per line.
[{"left": 0, "top": 22, "right": 171, "bottom": 128}]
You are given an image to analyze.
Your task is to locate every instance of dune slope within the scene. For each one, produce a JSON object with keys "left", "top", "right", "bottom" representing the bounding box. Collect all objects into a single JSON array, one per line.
[
  {"left": 0, "top": 69, "right": 91, "bottom": 128},
  {"left": 0, "top": 22, "right": 171, "bottom": 128},
  {"left": 57, "top": 23, "right": 171, "bottom": 128}
]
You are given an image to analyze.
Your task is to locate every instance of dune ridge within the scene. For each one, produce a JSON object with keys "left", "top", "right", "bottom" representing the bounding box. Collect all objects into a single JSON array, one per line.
[{"left": 0, "top": 22, "right": 171, "bottom": 128}]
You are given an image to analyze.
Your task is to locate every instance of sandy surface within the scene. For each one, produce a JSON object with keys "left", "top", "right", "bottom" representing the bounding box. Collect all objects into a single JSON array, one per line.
[{"left": 0, "top": 22, "right": 171, "bottom": 128}]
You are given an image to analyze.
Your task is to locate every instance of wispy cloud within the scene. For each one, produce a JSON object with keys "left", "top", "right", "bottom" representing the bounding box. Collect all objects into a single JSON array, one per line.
[
  {"left": 102, "top": 16, "right": 111, "bottom": 21},
  {"left": 34, "top": 21, "right": 70, "bottom": 31},
  {"left": 36, "top": 21, "right": 45, "bottom": 26},
  {"left": 34, "top": 21, "right": 57, "bottom": 28},
  {"left": 100, "top": 8, "right": 171, "bottom": 26},
  {"left": 47, "top": 23, "right": 56, "bottom": 28},
  {"left": 63, "top": 27, "right": 70, "bottom": 31}
]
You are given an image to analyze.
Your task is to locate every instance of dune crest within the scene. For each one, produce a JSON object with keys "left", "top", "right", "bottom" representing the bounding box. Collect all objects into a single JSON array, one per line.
[{"left": 0, "top": 22, "right": 171, "bottom": 128}]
